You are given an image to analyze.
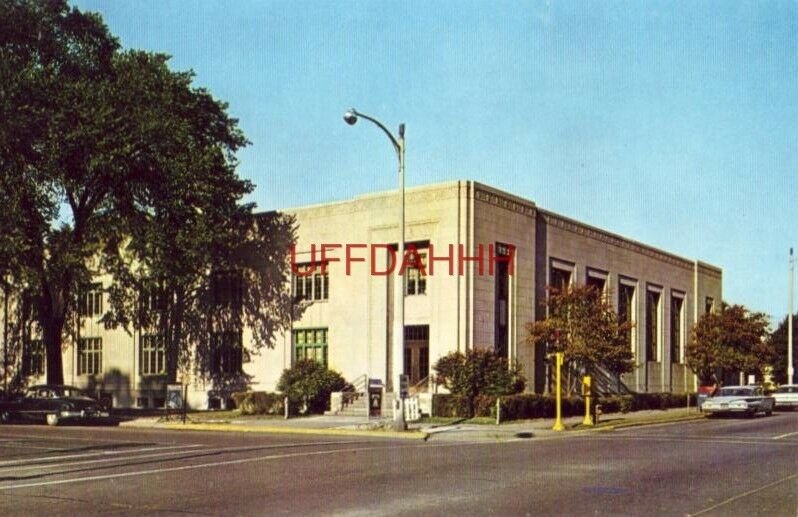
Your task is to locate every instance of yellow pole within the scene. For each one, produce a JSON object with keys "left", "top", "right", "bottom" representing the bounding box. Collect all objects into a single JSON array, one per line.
[
  {"left": 583, "top": 375, "right": 594, "bottom": 426},
  {"left": 552, "top": 352, "right": 565, "bottom": 431}
]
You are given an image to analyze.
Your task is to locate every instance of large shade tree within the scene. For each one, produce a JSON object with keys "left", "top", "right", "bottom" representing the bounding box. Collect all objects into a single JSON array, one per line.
[
  {"left": 1, "top": 1, "right": 297, "bottom": 385},
  {"left": 686, "top": 303, "right": 772, "bottom": 385}
]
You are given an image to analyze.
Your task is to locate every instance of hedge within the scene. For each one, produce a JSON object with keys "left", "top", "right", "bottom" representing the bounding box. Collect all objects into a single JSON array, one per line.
[
  {"left": 231, "top": 391, "right": 285, "bottom": 415},
  {"left": 432, "top": 392, "right": 698, "bottom": 421}
]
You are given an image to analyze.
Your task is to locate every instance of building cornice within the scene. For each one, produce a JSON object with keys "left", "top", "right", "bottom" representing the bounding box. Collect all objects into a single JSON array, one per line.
[
  {"left": 539, "top": 209, "right": 703, "bottom": 273},
  {"left": 472, "top": 183, "right": 536, "bottom": 217}
]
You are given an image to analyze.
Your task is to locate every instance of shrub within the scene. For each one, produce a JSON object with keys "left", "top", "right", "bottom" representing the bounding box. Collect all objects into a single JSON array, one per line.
[
  {"left": 232, "top": 392, "right": 285, "bottom": 415},
  {"left": 277, "top": 359, "right": 351, "bottom": 415},
  {"left": 432, "top": 391, "right": 697, "bottom": 420},
  {"left": 433, "top": 349, "right": 525, "bottom": 417}
]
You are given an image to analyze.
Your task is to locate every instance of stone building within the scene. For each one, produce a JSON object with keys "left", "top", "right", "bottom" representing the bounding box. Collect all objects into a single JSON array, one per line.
[{"left": 11, "top": 180, "right": 722, "bottom": 408}]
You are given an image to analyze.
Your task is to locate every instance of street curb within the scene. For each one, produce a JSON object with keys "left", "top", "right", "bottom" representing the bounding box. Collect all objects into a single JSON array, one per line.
[
  {"left": 593, "top": 413, "right": 705, "bottom": 431},
  {"left": 159, "top": 422, "right": 430, "bottom": 440}
]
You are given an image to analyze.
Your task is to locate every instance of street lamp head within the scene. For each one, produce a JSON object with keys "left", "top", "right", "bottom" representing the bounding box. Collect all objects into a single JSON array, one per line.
[{"left": 343, "top": 109, "right": 358, "bottom": 126}]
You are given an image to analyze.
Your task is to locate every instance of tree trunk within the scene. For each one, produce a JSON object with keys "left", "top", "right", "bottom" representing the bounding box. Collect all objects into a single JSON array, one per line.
[
  {"left": 41, "top": 281, "right": 69, "bottom": 386},
  {"left": 44, "top": 317, "right": 65, "bottom": 385}
]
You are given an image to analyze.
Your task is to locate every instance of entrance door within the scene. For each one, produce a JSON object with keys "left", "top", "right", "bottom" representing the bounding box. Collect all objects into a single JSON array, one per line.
[{"left": 404, "top": 325, "right": 430, "bottom": 386}]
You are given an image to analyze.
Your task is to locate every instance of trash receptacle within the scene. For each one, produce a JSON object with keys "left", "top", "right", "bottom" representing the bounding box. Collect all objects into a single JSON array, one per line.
[{"left": 368, "top": 379, "right": 383, "bottom": 417}]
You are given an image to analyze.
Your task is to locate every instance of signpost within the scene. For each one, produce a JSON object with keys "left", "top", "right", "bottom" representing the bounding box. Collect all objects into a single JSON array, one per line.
[{"left": 552, "top": 353, "right": 565, "bottom": 431}]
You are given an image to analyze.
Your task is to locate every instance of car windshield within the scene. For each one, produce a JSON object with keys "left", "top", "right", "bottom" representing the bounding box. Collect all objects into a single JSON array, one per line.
[
  {"left": 717, "top": 388, "right": 754, "bottom": 397},
  {"left": 775, "top": 386, "right": 797, "bottom": 394}
]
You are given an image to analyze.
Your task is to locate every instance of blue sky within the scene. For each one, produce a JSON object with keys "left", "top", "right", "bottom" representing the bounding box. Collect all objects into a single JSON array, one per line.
[{"left": 73, "top": 1, "right": 797, "bottom": 324}]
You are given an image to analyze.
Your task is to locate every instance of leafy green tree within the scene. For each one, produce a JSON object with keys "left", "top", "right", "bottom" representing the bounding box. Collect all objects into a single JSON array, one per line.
[
  {"left": 277, "top": 360, "right": 351, "bottom": 414},
  {"left": 433, "top": 348, "right": 525, "bottom": 417},
  {"left": 687, "top": 303, "right": 772, "bottom": 384},
  {"left": 526, "top": 285, "right": 634, "bottom": 394},
  {"left": 768, "top": 315, "right": 797, "bottom": 384},
  {"left": 0, "top": 1, "right": 297, "bottom": 385}
]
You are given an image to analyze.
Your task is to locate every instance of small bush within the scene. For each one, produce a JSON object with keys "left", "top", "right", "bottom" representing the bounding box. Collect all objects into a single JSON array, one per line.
[
  {"left": 277, "top": 360, "right": 351, "bottom": 415},
  {"left": 232, "top": 392, "right": 285, "bottom": 415}
]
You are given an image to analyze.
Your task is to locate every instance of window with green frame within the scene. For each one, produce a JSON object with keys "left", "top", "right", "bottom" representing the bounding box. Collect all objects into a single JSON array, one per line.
[{"left": 293, "top": 328, "right": 328, "bottom": 366}]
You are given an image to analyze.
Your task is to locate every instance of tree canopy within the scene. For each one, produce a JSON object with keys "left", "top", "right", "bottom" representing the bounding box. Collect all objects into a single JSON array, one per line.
[
  {"left": 526, "top": 285, "right": 634, "bottom": 393},
  {"left": 1, "top": 0, "right": 297, "bottom": 386},
  {"left": 686, "top": 303, "right": 772, "bottom": 385},
  {"left": 767, "top": 315, "right": 797, "bottom": 385}
]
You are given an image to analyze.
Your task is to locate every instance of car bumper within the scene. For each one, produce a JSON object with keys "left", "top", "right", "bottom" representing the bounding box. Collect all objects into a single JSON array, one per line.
[
  {"left": 60, "top": 410, "right": 110, "bottom": 419},
  {"left": 773, "top": 400, "right": 798, "bottom": 408},
  {"left": 702, "top": 406, "right": 758, "bottom": 414}
]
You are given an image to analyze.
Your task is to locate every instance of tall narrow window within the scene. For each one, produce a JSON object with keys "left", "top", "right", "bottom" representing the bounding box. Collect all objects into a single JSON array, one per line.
[
  {"left": 77, "top": 338, "right": 103, "bottom": 375},
  {"left": 705, "top": 297, "right": 714, "bottom": 314},
  {"left": 618, "top": 279, "right": 636, "bottom": 356},
  {"left": 670, "top": 294, "right": 684, "bottom": 364},
  {"left": 405, "top": 251, "right": 427, "bottom": 296},
  {"left": 646, "top": 287, "right": 662, "bottom": 362},
  {"left": 494, "top": 243, "right": 512, "bottom": 358}
]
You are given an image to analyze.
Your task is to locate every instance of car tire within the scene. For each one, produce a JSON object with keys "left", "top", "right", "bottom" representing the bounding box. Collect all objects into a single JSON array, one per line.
[{"left": 46, "top": 413, "right": 60, "bottom": 426}]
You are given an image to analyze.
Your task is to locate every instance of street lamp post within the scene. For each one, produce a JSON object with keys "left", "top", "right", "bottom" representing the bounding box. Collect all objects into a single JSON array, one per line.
[{"left": 344, "top": 108, "right": 407, "bottom": 431}]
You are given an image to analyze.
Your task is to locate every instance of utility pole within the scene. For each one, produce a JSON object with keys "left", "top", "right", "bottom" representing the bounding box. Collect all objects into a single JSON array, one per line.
[{"left": 789, "top": 248, "right": 794, "bottom": 384}]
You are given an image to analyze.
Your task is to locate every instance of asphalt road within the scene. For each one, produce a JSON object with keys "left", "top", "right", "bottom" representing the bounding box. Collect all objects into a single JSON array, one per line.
[{"left": 0, "top": 412, "right": 796, "bottom": 516}]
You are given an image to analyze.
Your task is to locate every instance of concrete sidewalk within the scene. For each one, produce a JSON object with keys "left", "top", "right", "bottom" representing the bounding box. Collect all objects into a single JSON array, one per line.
[{"left": 119, "top": 406, "right": 706, "bottom": 442}]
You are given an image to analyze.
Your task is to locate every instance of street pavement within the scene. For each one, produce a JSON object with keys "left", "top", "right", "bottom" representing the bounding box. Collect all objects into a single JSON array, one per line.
[{"left": 0, "top": 411, "right": 796, "bottom": 515}]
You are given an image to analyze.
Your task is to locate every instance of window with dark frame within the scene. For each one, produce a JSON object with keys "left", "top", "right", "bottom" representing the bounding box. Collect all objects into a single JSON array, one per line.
[
  {"left": 210, "top": 331, "right": 243, "bottom": 375},
  {"left": 77, "top": 337, "right": 103, "bottom": 375},
  {"left": 79, "top": 283, "right": 103, "bottom": 317},
  {"left": 22, "top": 339, "right": 45, "bottom": 377},
  {"left": 705, "top": 297, "right": 714, "bottom": 314},
  {"left": 293, "top": 263, "right": 328, "bottom": 301},
  {"left": 140, "top": 334, "right": 166, "bottom": 376}
]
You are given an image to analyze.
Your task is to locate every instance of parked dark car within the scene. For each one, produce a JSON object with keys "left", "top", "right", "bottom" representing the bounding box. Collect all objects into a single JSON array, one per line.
[{"left": 0, "top": 385, "right": 110, "bottom": 426}]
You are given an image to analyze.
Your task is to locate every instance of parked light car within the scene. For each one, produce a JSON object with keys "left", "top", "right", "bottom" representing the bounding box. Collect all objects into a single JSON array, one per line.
[
  {"left": 772, "top": 385, "right": 798, "bottom": 411},
  {"left": 1, "top": 385, "right": 110, "bottom": 426},
  {"left": 701, "top": 385, "right": 774, "bottom": 417}
]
